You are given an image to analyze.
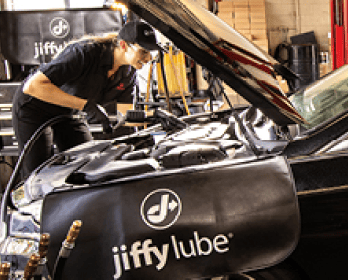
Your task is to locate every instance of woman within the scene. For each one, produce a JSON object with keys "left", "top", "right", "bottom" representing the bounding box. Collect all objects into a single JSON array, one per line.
[{"left": 12, "top": 20, "right": 161, "bottom": 178}]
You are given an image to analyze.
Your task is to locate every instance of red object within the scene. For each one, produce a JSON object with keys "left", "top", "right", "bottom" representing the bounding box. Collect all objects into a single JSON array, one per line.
[
  {"left": 335, "top": 25, "right": 345, "bottom": 68},
  {"left": 331, "top": 0, "right": 348, "bottom": 69}
]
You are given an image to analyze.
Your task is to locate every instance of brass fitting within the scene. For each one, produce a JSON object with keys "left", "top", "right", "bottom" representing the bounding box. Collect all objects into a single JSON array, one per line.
[
  {"left": 0, "top": 262, "right": 11, "bottom": 280},
  {"left": 39, "top": 233, "right": 51, "bottom": 259},
  {"left": 23, "top": 253, "right": 40, "bottom": 280},
  {"left": 66, "top": 220, "right": 82, "bottom": 245}
]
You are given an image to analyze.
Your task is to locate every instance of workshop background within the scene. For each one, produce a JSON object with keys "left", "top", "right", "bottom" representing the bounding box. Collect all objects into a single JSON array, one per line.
[
  {"left": 0, "top": 0, "right": 332, "bottom": 76},
  {"left": 0, "top": 0, "right": 333, "bottom": 187}
]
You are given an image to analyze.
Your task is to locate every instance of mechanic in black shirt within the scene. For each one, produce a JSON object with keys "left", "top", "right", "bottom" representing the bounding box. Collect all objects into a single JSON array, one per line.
[{"left": 12, "top": 21, "right": 162, "bottom": 177}]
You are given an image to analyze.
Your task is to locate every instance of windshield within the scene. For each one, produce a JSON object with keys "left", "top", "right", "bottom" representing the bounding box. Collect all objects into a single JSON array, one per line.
[{"left": 290, "top": 64, "right": 348, "bottom": 129}]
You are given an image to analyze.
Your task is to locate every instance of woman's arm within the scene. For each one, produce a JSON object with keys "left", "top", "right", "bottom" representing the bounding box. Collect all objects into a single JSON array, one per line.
[{"left": 23, "top": 71, "right": 87, "bottom": 110}]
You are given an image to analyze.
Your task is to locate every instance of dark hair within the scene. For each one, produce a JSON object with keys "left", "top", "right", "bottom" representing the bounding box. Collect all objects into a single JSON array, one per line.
[
  {"left": 88, "top": 32, "right": 120, "bottom": 47},
  {"left": 53, "top": 32, "right": 121, "bottom": 59},
  {"left": 73, "top": 32, "right": 120, "bottom": 47}
]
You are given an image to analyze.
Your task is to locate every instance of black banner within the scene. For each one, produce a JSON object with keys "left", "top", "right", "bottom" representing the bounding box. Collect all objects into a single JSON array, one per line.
[{"left": 0, "top": 8, "right": 123, "bottom": 65}]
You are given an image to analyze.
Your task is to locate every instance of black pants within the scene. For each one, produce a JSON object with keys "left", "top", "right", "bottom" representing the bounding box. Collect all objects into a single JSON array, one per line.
[{"left": 12, "top": 93, "right": 92, "bottom": 178}]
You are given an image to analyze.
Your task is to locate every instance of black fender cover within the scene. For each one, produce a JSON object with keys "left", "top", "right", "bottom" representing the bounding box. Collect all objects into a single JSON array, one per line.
[{"left": 41, "top": 155, "right": 300, "bottom": 279}]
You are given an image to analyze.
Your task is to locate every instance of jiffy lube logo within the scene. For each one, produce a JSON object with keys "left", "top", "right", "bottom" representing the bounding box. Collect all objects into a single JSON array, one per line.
[
  {"left": 112, "top": 189, "right": 234, "bottom": 279},
  {"left": 33, "top": 41, "right": 68, "bottom": 59},
  {"left": 49, "top": 17, "right": 70, "bottom": 38},
  {"left": 112, "top": 231, "right": 233, "bottom": 279},
  {"left": 33, "top": 17, "right": 70, "bottom": 60},
  {"left": 141, "top": 189, "right": 182, "bottom": 230}
]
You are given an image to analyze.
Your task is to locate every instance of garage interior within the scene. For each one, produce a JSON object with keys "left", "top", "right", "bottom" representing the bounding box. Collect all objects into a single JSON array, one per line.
[
  {"left": 0, "top": 0, "right": 334, "bottom": 188},
  {"left": 0, "top": 0, "right": 348, "bottom": 279}
]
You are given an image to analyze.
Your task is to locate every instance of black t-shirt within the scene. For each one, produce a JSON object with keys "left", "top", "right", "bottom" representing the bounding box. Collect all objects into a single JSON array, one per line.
[{"left": 14, "top": 40, "right": 136, "bottom": 119}]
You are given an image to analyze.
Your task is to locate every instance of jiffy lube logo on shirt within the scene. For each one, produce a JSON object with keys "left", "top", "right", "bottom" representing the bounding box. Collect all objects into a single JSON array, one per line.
[
  {"left": 112, "top": 189, "right": 234, "bottom": 279},
  {"left": 116, "top": 83, "right": 125, "bottom": 91}
]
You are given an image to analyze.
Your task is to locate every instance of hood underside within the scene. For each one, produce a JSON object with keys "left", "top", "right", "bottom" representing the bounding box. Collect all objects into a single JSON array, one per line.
[{"left": 122, "top": 0, "right": 306, "bottom": 125}]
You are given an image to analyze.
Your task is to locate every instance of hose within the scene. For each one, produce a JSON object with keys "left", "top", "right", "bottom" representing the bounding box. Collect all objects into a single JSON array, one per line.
[{"left": 0, "top": 115, "right": 79, "bottom": 242}]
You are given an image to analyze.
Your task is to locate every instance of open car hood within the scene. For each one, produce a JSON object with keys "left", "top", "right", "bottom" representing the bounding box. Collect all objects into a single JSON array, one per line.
[{"left": 122, "top": 0, "right": 306, "bottom": 125}]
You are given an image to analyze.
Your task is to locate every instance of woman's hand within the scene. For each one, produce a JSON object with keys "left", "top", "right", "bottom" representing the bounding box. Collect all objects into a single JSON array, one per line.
[{"left": 83, "top": 100, "right": 113, "bottom": 134}]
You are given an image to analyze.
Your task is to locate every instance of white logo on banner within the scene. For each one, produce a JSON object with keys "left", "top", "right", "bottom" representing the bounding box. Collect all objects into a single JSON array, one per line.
[
  {"left": 141, "top": 189, "right": 182, "bottom": 230},
  {"left": 49, "top": 17, "right": 70, "bottom": 38}
]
